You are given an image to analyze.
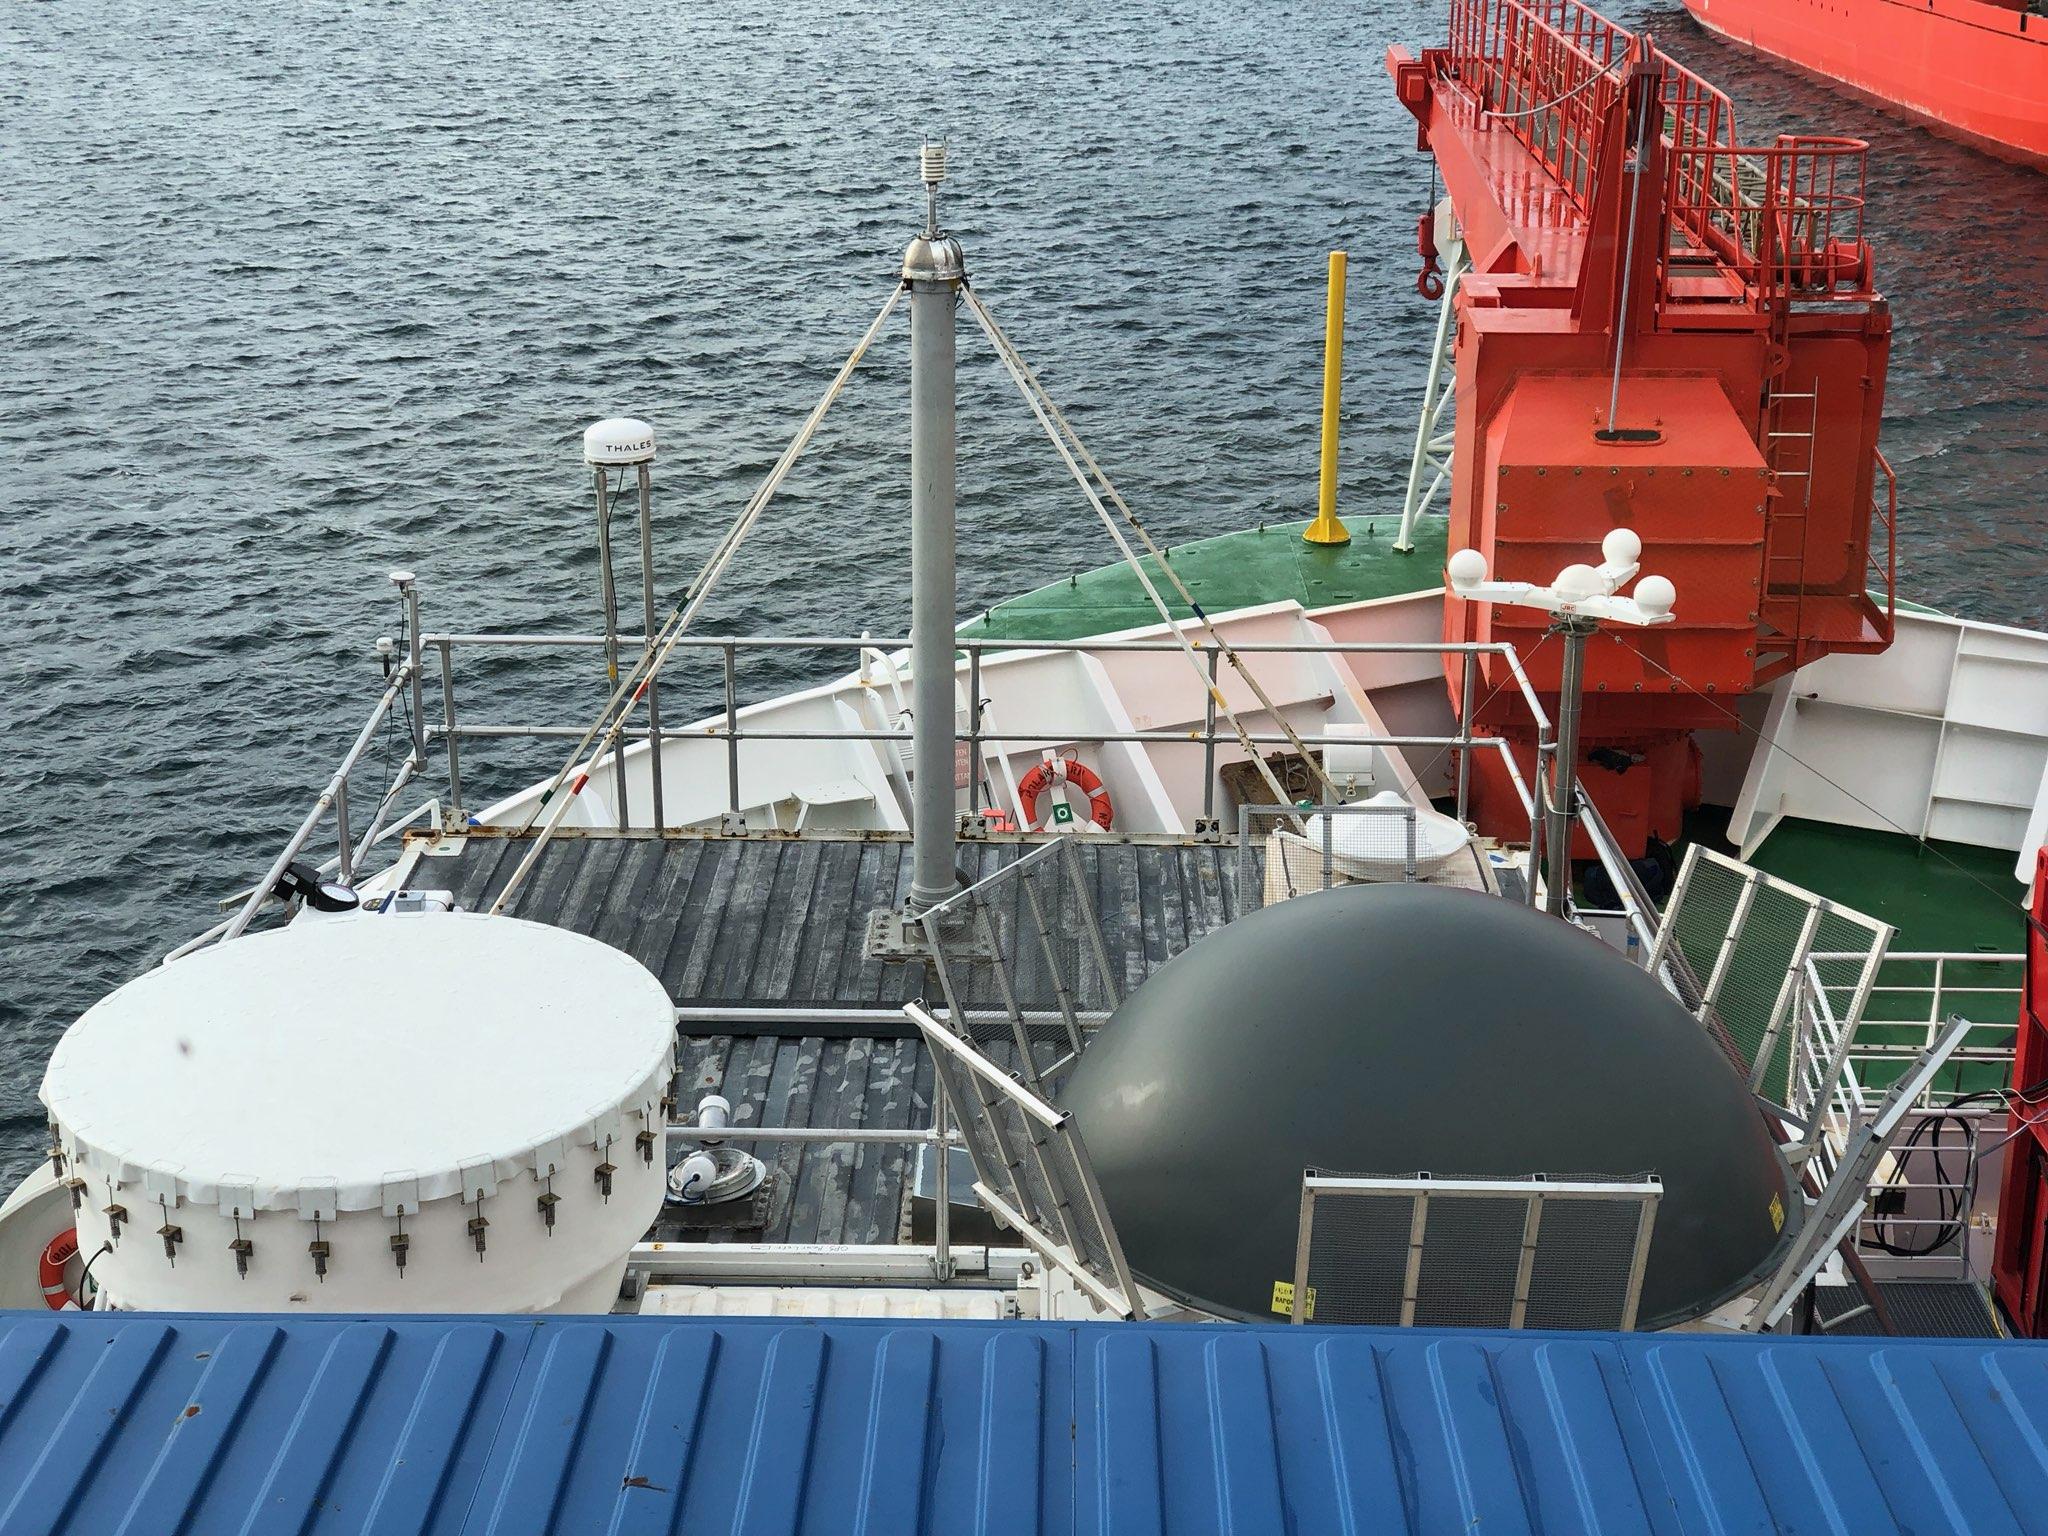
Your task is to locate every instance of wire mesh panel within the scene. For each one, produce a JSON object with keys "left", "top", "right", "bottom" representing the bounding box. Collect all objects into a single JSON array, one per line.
[
  {"left": 1290, "top": 1172, "right": 1661, "bottom": 1331},
  {"left": 918, "top": 838, "right": 1120, "bottom": 1089},
  {"left": 1237, "top": 800, "right": 1424, "bottom": 911},
  {"left": 1650, "top": 845, "right": 1893, "bottom": 1101},
  {"left": 903, "top": 1002, "right": 1145, "bottom": 1319}
]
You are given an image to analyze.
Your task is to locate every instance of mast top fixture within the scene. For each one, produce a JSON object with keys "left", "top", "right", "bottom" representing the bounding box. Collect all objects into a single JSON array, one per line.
[{"left": 904, "top": 141, "right": 964, "bottom": 284}]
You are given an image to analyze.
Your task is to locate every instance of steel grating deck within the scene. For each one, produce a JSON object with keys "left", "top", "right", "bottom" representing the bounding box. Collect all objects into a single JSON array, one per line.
[
  {"left": 419, "top": 833, "right": 1253, "bottom": 1245},
  {"left": 1813, "top": 1279, "right": 2006, "bottom": 1338}
]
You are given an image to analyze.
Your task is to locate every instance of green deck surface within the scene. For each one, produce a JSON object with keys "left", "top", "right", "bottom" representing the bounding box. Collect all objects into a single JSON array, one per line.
[
  {"left": 1750, "top": 819, "right": 2026, "bottom": 956},
  {"left": 965, "top": 516, "right": 1449, "bottom": 641}
]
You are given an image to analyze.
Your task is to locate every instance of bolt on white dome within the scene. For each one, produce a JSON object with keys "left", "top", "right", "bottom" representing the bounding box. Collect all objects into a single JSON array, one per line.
[{"left": 583, "top": 417, "right": 656, "bottom": 467}]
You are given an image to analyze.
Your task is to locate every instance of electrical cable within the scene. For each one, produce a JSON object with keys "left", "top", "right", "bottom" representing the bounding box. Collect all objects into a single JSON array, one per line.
[{"left": 74, "top": 1240, "right": 111, "bottom": 1310}]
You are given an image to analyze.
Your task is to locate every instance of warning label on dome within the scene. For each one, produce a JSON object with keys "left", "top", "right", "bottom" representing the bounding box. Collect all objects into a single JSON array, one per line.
[{"left": 1270, "top": 1279, "right": 1315, "bottom": 1319}]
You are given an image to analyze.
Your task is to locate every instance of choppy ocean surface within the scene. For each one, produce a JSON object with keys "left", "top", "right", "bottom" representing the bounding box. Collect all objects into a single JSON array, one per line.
[{"left": 2, "top": 1, "right": 2043, "bottom": 1186}]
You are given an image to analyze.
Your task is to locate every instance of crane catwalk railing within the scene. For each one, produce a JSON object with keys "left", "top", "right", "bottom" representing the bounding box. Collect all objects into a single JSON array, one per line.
[
  {"left": 1442, "top": 0, "right": 1870, "bottom": 306},
  {"left": 1448, "top": 0, "right": 1734, "bottom": 219}
]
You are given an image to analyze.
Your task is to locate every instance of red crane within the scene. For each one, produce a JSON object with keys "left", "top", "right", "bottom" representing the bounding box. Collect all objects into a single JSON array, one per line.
[{"left": 1389, "top": 0, "right": 1896, "bottom": 866}]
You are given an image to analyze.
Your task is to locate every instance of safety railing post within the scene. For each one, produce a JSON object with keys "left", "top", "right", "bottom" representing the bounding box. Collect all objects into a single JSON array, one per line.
[
  {"left": 723, "top": 641, "right": 741, "bottom": 822},
  {"left": 1201, "top": 647, "right": 1220, "bottom": 826},
  {"left": 400, "top": 575, "right": 427, "bottom": 768},
  {"left": 438, "top": 639, "right": 464, "bottom": 823},
  {"left": 932, "top": 1093, "right": 953, "bottom": 1282},
  {"left": 966, "top": 646, "right": 983, "bottom": 818},
  {"left": 1456, "top": 649, "right": 1476, "bottom": 825},
  {"left": 637, "top": 460, "right": 665, "bottom": 831},
  {"left": 333, "top": 774, "right": 353, "bottom": 886}
]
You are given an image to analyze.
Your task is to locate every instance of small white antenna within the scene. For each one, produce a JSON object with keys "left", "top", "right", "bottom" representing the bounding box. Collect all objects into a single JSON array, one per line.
[{"left": 919, "top": 141, "right": 948, "bottom": 235}]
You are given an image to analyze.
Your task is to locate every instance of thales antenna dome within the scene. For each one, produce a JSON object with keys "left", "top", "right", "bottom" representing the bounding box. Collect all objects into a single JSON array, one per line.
[
  {"left": 1059, "top": 882, "right": 1800, "bottom": 1329},
  {"left": 583, "top": 417, "right": 656, "bottom": 466}
]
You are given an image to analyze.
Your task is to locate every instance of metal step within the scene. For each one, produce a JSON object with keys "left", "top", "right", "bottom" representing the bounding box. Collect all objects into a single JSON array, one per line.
[{"left": 1808, "top": 1280, "right": 2004, "bottom": 1339}]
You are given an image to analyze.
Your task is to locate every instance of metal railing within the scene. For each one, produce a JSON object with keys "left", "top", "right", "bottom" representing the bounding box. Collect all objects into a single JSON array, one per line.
[
  {"left": 175, "top": 579, "right": 437, "bottom": 956},
  {"left": 915, "top": 836, "right": 1121, "bottom": 1090},
  {"left": 184, "top": 579, "right": 1561, "bottom": 964},
  {"left": 418, "top": 627, "right": 1554, "bottom": 839},
  {"left": 1816, "top": 950, "right": 2025, "bottom": 1110}
]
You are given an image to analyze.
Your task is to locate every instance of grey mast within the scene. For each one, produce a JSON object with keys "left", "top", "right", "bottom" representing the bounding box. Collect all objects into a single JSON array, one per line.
[{"left": 904, "top": 144, "right": 966, "bottom": 916}]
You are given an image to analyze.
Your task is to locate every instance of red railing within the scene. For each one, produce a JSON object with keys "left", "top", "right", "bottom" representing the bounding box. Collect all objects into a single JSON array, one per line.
[
  {"left": 1448, "top": 0, "right": 1626, "bottom": 214},
  {"left": 1446, "top": 0, "right": 1738, "bottom": 221},
  {"left": 1445, "top": 0, "right": 1870, "bottom": 307},
  {"left": 1666, "top": 136, "right": 1872, "bottom": 303}
]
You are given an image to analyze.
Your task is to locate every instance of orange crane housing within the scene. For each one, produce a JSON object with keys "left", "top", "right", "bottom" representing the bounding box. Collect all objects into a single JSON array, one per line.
[{"left": 1389, "top": 0, "right": 1897, "bottom": 862}]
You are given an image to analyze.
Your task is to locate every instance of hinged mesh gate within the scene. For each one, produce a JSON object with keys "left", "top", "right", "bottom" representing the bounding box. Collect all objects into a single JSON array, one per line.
[
  {"left": 903, "top": 1001, "right": 1146, "bottom": 1319},
  {"left": 1649, "top": 844, "right": 1893, "bottom": 1113},
  {"left": 917, "top": 837, "right": 1121, "bottom": 1090}
]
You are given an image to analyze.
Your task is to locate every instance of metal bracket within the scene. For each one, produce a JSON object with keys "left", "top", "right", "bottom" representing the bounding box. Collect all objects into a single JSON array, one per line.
[
  {"left": 866, "top": 906, "right": 994, "bottom": 961},
  {"left": 1191, "top": 817, "right": 1227, "bottom": 844},
  {"left": 718, "top": 812, "right": 748, "bottom": 836}
]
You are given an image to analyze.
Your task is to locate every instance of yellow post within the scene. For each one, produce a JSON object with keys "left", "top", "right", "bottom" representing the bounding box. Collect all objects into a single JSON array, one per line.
[{"left": 1305, "top": 249, "right": 1351, "bottom": 546}]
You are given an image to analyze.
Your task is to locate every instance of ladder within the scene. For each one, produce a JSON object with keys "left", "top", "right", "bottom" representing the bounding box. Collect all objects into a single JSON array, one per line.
[{"left": 1761, "top": 377, "right": 1819, "bottom": 661}]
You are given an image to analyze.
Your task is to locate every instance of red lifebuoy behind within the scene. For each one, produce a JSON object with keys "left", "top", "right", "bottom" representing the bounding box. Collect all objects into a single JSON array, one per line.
[
  {"left": 40, "top": 1228, "right": 78, "bottom": 1311},
  {"left": 1016, "top": 757, "right": 1114, "bottom": 831}
]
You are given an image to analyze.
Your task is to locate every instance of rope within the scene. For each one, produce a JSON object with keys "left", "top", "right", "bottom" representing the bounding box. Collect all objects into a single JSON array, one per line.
[
  {"left": 1606, "top": 75, "right": 1653, "bottom": 430},
  {"left": 962, "top": 287, "right": 1335, "bottom": 824},
  {"left": 488, "top": 284, "right": 904, "bottom": 916}
]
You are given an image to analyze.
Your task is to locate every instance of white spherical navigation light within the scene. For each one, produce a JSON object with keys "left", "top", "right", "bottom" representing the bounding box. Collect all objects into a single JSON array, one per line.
[
  {"left": 1446, "top": 547, "right": 1489, "bottom": 592},
  {"left": 583, "top": 417, "right": 656, "bottom": 466},
  {"left": 1600, "top": 527, "right": 1643, "bottom": 568},
  {"left": 1633, "top": 574, "right": 1677, "bottom": 620},
  {"left": 1554, "top": 562, "right": 1602, "bottom": 603}
]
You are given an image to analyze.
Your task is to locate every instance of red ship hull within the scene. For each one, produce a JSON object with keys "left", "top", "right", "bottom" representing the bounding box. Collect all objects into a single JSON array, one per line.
[{"left": 1683, "top": 0, "right": 2048, "bottom": 169}]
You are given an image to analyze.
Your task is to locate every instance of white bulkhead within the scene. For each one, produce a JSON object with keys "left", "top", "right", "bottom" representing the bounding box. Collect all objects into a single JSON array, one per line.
[{"left": 40, "top": 912, "right": 673, "bottom": 1313}]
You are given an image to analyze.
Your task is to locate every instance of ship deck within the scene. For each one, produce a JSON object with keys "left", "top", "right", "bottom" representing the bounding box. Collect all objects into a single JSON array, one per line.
[
  {"left": 419, "top": 830, "right": 1257, "bottom": 1246},
  {"left": 964, "top": 514, "right": 1451, "bottom": 640}
]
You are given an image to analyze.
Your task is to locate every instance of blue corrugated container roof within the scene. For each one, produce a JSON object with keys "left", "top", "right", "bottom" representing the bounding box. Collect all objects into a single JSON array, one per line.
[{"left": 1, "top": 1309, "right": 2046, "bottom": 1534}]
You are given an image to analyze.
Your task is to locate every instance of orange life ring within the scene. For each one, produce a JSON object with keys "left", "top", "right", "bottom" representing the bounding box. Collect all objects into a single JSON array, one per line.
[
  {"left": 40, "top": 1228, "right": 78, "bottom": 1311},
  {"left": 1017, "top": 756, "right": 1114, "bottom": 831}
]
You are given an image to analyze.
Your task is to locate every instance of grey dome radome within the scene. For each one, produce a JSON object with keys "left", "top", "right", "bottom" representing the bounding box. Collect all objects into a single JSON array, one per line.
[{"left": 1059, "top": 881, "right": 1799, "bottom": 1330}]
